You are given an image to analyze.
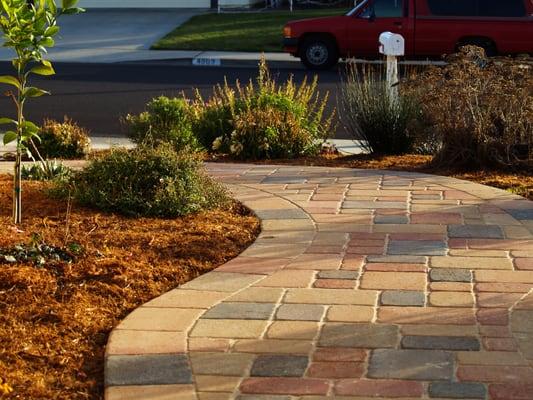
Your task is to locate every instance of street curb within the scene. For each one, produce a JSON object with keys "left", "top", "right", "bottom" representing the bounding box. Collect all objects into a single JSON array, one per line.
[{"left": 120, "top": 57, "right": 305, "bottom": 70}]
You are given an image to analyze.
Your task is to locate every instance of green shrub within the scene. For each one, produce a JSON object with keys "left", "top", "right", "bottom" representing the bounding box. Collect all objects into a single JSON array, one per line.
[
  {"left": 340, "top": 64, "right": 421, "bottom": 155},
  {"left": 62, "top": 144, "right": 227, "bottom": 218},
  {"left": 22, "top": 160, "right": 72, "bottom": 182},
  {"left": 32, "top": 117, "right": 91, "bottom": 159},
  {"left": 404, "top": 46, "right": 533, "bottom": 170},
  {"left": 190, "top": 59, "right": 333, "bottom": 159},
  {"left": 125, "top": 96, "right": 198, "bottom": 152}
]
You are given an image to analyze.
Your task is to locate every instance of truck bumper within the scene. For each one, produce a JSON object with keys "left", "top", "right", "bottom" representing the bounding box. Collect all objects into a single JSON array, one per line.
[{"left": 282, "top": 37, "right": 298, "bottom": 54}]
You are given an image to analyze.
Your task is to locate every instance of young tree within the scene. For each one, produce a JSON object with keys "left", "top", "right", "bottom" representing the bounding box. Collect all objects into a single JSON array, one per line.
[{"left": 0, "top": 0, "right": 83, "bottom": 224}]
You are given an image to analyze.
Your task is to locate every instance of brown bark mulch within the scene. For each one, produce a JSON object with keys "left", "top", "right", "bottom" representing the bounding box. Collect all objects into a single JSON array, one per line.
[{"left": 0, "top": 175, "right": 260, "bottom": 399}]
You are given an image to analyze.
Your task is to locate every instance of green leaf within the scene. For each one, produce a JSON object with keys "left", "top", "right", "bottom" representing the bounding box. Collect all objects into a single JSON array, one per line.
[
  {"left": 0, "top": 75, "right": 21, "bottom": 89},
  {"left": 61, "top": 7, "right": 84, "bottom": 15},
  {"left": 40, "top": 37, "right": 55, "bottom": 47},
  {"left": 44, "top": 26, "right": 60, "bottom": 37},
  {"left": 0, "top": 118, "right": 15, "bottom": 126},
  {"left": 62, "top": 0, "right": 78, "bottom": 9},
  {"left": 30, "top": 64, "right": 55, "bottom": 76},
  {"left": 22, "top": 121, "right": 40, "bottom": 134},
  {"left": 3, "top": 131, "right": 17, "bottom": 145},
  {"left": 24, "top": 87, "right": 50, "bottom": 97}
]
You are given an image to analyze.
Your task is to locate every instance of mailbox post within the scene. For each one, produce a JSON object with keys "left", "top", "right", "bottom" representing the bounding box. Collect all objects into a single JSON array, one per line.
[{"left": 378, "top": 32, "right": 405, "bottom": 101}]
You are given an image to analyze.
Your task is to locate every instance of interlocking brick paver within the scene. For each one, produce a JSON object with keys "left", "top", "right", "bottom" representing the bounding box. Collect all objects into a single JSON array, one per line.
[
  {"left": 380, "top": 290, "right": 425, "bottom": 306},
  {"left": 251, "top": 355, "right": 308, "bottom": 377},
  {"left": 105, "top": 355, "right": 192, "bottom": 386},
  {"left": 335, "top": 378, "right": 424, "bottom": 397},
  {"left": 105, "top": 164, "right": 533, "bottom": 400},
  {"left": 361, "top": 271, "right": 426, "bottom": 291},
  {"left": 368, "top": 349, "right": 454, "bottom": 380},
  {"left": 429, "top": 382, "right": 487, "bottom": 399},
  {"left": 401, "top": 335, "right": 480, "bottom": 350},
  {"left": 319, "top": 323, "right": 399, "bottom": 348},
  {"left": 275, "top": 304, "right": 325, "bottom": 321}
]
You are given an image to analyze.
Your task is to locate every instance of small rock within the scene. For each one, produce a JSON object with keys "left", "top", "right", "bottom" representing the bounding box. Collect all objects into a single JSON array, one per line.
[{"left": 4, "top": 255, "right": 17, "bottom": 263}]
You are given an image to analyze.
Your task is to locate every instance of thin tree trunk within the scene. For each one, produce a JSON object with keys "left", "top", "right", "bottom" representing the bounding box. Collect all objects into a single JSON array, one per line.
[{"left": 13, "top": 150, "right": 22, "bottom": 224}]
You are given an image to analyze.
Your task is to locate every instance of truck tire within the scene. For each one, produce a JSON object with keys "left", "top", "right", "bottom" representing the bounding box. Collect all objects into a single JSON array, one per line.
[{"left": 300, "top": 36, "right": 339, "bottom": 70}]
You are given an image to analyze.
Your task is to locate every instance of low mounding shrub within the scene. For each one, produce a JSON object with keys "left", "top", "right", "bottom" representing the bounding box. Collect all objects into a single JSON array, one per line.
[
  {"left": 190, "top": 58, "right": 334, "bottom": 159},
  {"left": 340, "top": 64, "right": 422, "bottom": 155},
  {"left": 405, "top": 46, "right": 533, "bottom": 170},
  {"left": 125, "top": 96, "right": 198, "bottom": 152},
  {"left": 22, "top": 160, "right": 72, "bottom": 181},
  {"left": 32, "top": 117, "right": 91, "bottom": 159},
  {"left": 63, "top": 144, "right": 227, "bottom": 218}
]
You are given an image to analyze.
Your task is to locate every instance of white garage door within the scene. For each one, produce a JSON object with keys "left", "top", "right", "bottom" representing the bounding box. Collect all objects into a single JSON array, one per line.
[{"left": 78, "top": 0, "right": 211, "bottom": 8}]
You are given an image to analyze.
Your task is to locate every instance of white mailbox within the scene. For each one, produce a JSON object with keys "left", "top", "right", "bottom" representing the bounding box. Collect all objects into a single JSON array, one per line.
[{"left": 379, "top": 32, "right": 405, "bottom": 57}]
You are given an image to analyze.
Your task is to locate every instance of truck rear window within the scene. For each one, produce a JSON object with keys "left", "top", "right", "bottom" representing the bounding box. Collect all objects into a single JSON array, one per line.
[{"left": 427, "top": 0, "right": 526, "bottom": 17}]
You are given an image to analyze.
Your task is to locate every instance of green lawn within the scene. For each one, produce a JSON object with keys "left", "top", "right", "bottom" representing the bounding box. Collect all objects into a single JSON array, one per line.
[{"left": 152, "top": 9, "right": 348, "bottom": 52}]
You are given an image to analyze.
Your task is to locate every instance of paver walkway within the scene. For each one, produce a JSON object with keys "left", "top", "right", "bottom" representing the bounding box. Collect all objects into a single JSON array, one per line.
[{"left": 105, "top": 164, "right": 533, "bottom": 400}]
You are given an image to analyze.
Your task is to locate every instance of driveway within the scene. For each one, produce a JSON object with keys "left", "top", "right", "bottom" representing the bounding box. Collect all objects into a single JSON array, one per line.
[{"left": 0, "top": 9, "right": 205, "bottom": 63}]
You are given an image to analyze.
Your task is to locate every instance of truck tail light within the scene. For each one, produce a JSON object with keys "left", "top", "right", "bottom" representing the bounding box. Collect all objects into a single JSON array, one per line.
[{"left": 283, "top": 26, "right": 292, "bottom": 38}]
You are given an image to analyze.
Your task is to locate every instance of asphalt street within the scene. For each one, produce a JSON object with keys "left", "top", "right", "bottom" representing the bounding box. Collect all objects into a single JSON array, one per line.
[{"left": 0, "top": 62, "right": 350, "bottom": 139}]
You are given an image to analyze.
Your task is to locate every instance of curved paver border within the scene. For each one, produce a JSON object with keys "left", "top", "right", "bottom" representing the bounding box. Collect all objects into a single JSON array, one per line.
[{"left": 105, "top": 164, "right": 533, "bottom": 400}]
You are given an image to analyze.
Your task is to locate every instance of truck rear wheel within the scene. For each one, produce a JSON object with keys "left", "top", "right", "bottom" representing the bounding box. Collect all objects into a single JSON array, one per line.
[
  {"left": 300, "top": 36, "right": 339, "bottom": 70},
  {"left": 457, "top": 38, "right": 497, "bottom": 57}
]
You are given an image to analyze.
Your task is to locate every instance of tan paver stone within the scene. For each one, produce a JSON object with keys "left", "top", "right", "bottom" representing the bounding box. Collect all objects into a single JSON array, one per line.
[
  {"left": 216, "top": 257, "right": 290, "bottom": 274},
  {"left": 262, "top": 219, "right": 315, "bottom": 231},
  {"left": 255, "top": 230, "right": 315, "bottom": 244},
  {"left": 240, "top": 243, "right": 308, "bottom": 259},
  {"left": 197, "top": 392, "right": 233, "bottom": 400},
  {"left": 476, "top": 270, "right": 533, "bottom": 283},
  {"left": 431, "top": 256, "right": 513, "bottom": 270},
  {"left": 188, "top": 338, "right": 231, "bottom": 352},
  {"left": 360, "top": 272, "right": 426, "bottom": 291},
  {"left": 429, "top": 292, "right": 475, "bottom": 307},
  {"left": 195, "top": 375, "right": 241, "bottom": 393},
  {"left": 256, "top": 270, "right": 315, "bottom": 288},
  {"left": 449, "top": 249, "right": 509, "bottom": 258},
  {"left": 234, "top": 339, "right": 314, "bottom": 354},
  {"left": 190, "top": 352, "right": 254, "bottom": 376},
  {"left": 106, "top": 330, "right": 186, "bottom": 355},
  {"left": 430, "top": 282, "right": 472, "bottom": 292},
  {"left": 106, "top": 385, "right": 196, "bottom": 400},
  {"left": 118, "top": 308, "right": 203, "bottom": 332},
  {"left": 267, "top": 321, "right": 320, "bottom": 340},
  {"left": 286, "top": 254, "right": 343, "bottom": 270},
  {"left": 317, "top": 223, "right": 371, "bottom": 233},
  {"left": 477, "top": 292, "right": 525, "bottom": 308},
  {"left": 190, "top": 319, "right": 268, "bottom": 338},
  {"left": 378, "top": 306, "right": 476, "bottom": 325},
  {"left": 401, "top": 324, "right": 478, "bottom": 337},
  {"left": 143, "top": 290, "right": 228, "bottom": 309},
  {"left": 326, "top": 306, "right": 375, "bottom": 322},
  {"left": 285, "top": 288, "right": 377, "bottom": 305},
  {"left": 181, "top": 272, "right": 264, "bottom": 292},
  {"left": 504, "top": 226, "right": 533, "bottom": 239},
  {"left": 228, "top": 287, "right": 284, "bottom": 303}
]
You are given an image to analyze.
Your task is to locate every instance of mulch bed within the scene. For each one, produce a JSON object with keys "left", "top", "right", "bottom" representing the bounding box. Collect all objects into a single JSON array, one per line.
[
  {"left": 0, "top": 175, "right": 260, "bottom": 399},
  {"left": 211, "top": 153, "right": 533, "bottom": 201}
]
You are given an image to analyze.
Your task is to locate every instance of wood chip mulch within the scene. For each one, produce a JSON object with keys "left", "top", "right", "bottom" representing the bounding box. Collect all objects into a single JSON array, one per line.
[{"left": 0, "top": 175, "right": 260, "bottom": 399}]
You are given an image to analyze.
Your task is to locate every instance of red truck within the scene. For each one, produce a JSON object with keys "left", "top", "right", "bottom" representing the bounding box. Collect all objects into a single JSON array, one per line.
[{"left": 282, "top": 0, "right": 533, "bottom": 69}]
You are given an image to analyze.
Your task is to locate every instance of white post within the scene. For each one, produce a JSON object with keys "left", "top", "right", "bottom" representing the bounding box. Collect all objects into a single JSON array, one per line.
[
  {"left": 386, "top": 54, "right": 399, "bottom": 102},
  {"left": 290, "top": 0, "right": 293, "bottom": 11}
]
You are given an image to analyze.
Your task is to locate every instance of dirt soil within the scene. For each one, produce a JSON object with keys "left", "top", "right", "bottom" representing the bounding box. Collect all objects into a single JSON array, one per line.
[
  {"left": 0, "top": 175, "right": 260, "bottom": 399},
  {"left": 211, "top": 153, "right": 533, "bottom": 201}
]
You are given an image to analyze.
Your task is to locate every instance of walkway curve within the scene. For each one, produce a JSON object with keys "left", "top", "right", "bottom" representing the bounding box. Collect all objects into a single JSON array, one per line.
[{"left": 105, "top": 163, "right": 533, "bottom": 400}]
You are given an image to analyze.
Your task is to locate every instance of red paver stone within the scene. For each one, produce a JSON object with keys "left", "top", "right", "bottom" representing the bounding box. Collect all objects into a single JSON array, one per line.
[
  {"left": 515, "top": 258, "right": 533, "bottom": 270},
  {"left": 307, "top": 361, "right": 365, "bottom": 378},
  {"left": 335, "top": 379, "right": 424, "bottom": 397},
  {"left": 479, "top": 325, "right": 512, "bottom": 338},
  {"left": 483, "top": 337, "right": 518, "bottom": 351},
  {"left": 476, "top": 283, "right": 533, "bottom": 293},
  {"left": 346, "top": 246, "right": 385, "bottom": 255},
  {"left": 477, "top": 308, "right": 509, "bottom": 326},
  {"left": 313, "top": 347, "right": 367, "bottom": 362},
  {"left": 448, "top": 238, "right": 468, "bottom": 249},
  {"left": 458, "top": 366, "right": 533, "bottom": 383},
  {"left": 240, "top": 377, "right": 329, "bottom": 395},
  {"left": 410, "top": 212, "right": 463, "bottom": 224},
  {"left": 477, "top": 292, "right": 525, "bottom": 308},
  {"left": 390, "top": 233, "right": 446, "bottom": 241},
  {"left": 490, "top": 384, "right": 533, "bottom": 400},
  {"left": 313, "top": 279, "right": 356, "bottom": 289}
]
